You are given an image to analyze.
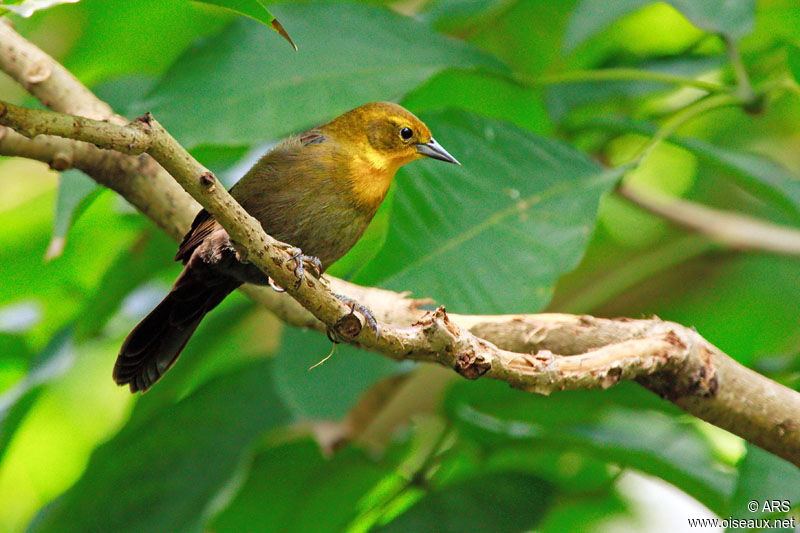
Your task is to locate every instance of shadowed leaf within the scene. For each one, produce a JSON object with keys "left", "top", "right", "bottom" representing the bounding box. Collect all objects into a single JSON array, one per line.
[
  {"left": 446, "top": 381, "right": 735, "bottom": 515},
  {"left": 28, "top": 359, "right": 290, "bottom": 533},
  {"left": 212, "top": 438, "right": 392, "bottom": 533},
  {"left": 376, "top": 472, "right": 553, "bottom": 533}
]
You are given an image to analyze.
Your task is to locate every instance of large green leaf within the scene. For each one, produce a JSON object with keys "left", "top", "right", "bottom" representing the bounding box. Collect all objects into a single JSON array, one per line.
[
  {"left": 28, "top": 359, "right": 291, "bottom": 533},
  {"left": 402, "top": 69, "right": 551, "bottom": 135},
  {"left": 421, "top": 0, "right": 511, "bottom": 29},
  {"left": 564, "top": 0, "right": 757, "bottom": 52},
  {"left": 137, "top": 3, "right": 504, "bottom": 148},
  {"left": 353, "top": 109, "right": 623, "bottom": 314},
  {"left": 271, "top": 328, "right": 398, "bottom": 421},
  {"left": 376, "top": 472, "right": 553, "bottom": 533},
  {"left": 445, "top": 380, "right": 735, "bottom": 515},
  {"left": 211, "top": 437, "right": 391, "bottom": 533},
  {"left": 726, "top": 444, "right": 800, "bottom": 519},
  {"left": 190, "top": 0, "right": 296, "bottom": 49}
]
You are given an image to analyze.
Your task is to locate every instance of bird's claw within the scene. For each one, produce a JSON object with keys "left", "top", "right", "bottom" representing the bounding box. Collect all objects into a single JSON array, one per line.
[
  {"left": 330, "top": 293, "right": 380, "bottom": 341},
  {"left": 280, "top": 246, "right": 322, "bottom": 289},
  {"left": 268, "top": 277, "right": 285, "bottom": 293}
]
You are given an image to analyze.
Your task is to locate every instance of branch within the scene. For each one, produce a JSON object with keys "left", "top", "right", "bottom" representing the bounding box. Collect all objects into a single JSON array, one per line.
[
  {"left": 619, "top": 182, "right": 800, "bottom": 255},
  {"left": 531, "top": 68, "right": 729, "bottom": 94},
  {"left": 2, "top": 24, "right": 800, "bottom": 468}
]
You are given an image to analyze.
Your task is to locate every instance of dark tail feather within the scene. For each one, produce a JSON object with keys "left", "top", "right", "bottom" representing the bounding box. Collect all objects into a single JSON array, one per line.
[{"left": 113, "top": 269, "right": 239, "bottom": 393}]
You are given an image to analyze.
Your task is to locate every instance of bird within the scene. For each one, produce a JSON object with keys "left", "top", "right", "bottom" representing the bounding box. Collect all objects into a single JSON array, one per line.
[{"left": 113, "top": 101, "right": 460, "bottom": 392}]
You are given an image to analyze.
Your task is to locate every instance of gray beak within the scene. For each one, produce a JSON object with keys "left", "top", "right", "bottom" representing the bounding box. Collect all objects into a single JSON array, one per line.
[{"left": 416, "top": 138, "right": 460, "bottom": 165}]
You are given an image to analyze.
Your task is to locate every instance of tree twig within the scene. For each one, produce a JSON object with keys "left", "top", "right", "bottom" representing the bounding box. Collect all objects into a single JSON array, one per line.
[
  {"left": 2, "top": 24, "right": 800, "bottom": 467},
  {"left": 619, "top": 182, "right": 800, "bottom": 255},
  {"left": 531, "top": 68, "right": 728, "bottom": 94}
]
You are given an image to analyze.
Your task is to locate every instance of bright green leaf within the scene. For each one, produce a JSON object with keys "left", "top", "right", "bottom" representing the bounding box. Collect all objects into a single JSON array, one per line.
[
  {"left": 73, "top": 227, "right": 175, "bottom": 341},
  {"left": 190, "top": 0, "right": 296, "bottom": 49},
  {"left": 787, "top": 44, "right": 800, "bottom": 87},
  {"left": 564, "top": 0, "right": 756, "bottom": 52},
  {"left": 0, "top": 328, "right": 73, "bottom": 462},
  {"left": 376, "top": 472, "right": 554, "bottom": 533},
  {"left": 46, "top": 170, "right": 100, "bottom": 260},
  {"left": 354, "top": 109, "right": 623, "bottom": 314},
  {"left": 137, "top": 3, "right": 505, "bottom": 148},
  {"left": 28, "top": 359, "right": 291, "bottom": 533},
  {"left": 0, "top": 0, "right": 79, "bottom": 17},
  {"left": 39, "top": 0, "right": 231, "bottom": 86},
  {"left": 588, "top": 115, "right": 800, "bottom": 224}
]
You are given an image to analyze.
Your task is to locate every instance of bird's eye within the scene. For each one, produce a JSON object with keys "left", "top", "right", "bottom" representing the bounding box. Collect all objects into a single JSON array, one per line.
[{"left": 399, "top": 127, "right": 413, "bottom": 141}]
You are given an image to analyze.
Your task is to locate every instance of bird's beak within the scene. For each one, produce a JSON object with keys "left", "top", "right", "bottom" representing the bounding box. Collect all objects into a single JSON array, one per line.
[{"left": 416, "top": 138, "right": 460, "bottom": 165}]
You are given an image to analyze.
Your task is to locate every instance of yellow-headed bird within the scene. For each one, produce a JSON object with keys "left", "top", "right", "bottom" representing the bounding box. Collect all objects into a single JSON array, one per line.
[{"left": 114, "top": 102, "right": 459, "bottom": 392}]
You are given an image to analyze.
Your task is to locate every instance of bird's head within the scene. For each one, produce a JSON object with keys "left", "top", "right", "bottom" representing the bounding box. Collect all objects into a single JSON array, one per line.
[
  {"left": 319, "top": 102, "right": 459, "bottom": 214},
  {"left": 325, "top": 101, "right": 460, "bottom": 172}
]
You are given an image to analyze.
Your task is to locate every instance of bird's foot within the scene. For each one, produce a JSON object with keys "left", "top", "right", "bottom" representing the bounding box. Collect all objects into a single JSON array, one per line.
[
  {"left": 327, "top": 293, "right": 380, "bottom": 342},
  {"left": 276, "top": 244, "right": 322, "bottom": 289}
]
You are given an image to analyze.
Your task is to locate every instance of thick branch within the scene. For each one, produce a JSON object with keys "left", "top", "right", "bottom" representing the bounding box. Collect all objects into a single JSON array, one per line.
[{"left": 2, "top": 25, "right": 800, "bottom": 468}]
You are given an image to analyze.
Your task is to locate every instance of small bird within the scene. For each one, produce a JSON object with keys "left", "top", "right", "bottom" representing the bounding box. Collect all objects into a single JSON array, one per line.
[{"left": 113, "top": 102, "right": 459, "bottom": 392}]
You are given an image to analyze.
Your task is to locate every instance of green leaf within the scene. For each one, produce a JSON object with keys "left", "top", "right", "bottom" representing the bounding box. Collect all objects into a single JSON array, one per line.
[
  {"left": 446, "top": 380, "right": 735, "bottom": 514},
  {"left": 564, "top": 0, "right": 756, "bottom": 52},
  {"left": 0, "top": 328, "right": 74, "bottom": 462},
  {"left": 0, "top": 0, "right": 79, "bottom": 17},
  {"left": 421, "top": 0, "right": 511, "bottom": 28},
  {"left": 353, "top": 109, "right": 623, "bottom": 314},
  {"left": 27, "top": 0, "right": 231, "bottom": 86},
  {"left": 587, "top": 115, "right": 800, "bottom": 223},
  {"left": 28, "top": 359, "right": 291, "bottom": 533},
  {"left": 190, "top": 0, "right": 296, "bottom": 50},
  {"left": 788, "top": 43, "right": 800, "bottom": 87},
  {"left": 126, "top": 296, "right": 259, "bottom": 422},
  {"left": 545, "top": 56, "right": 724, "bottom": 122},
  {"left": 212, "top": 438, "right": 391, "bottom": 533},
  {"left": 138, "top": 3, "right": 504, "bottom": 148},
  {"left": 46, "top": 169, "right": 101, "bottom": 261},
  {"left": 271, "top": 328, "right": 398, "bottom": 421},
  {"left": 726, "top": 444, "right": 800, "bottom": 519},
  {"left": 73, "top": 227, "right": 175, "bottom": 340},
  {"left": 402, "top": 69, "right": 552, "bottom": 135},
  {"left": 376, "top": 472, "right": 554, "bottom": 533}
]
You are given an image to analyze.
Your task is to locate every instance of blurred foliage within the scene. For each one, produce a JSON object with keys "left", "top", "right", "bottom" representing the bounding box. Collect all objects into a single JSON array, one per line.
[{"left": 2, "top": 0, "right": 800, "bottom": 531}]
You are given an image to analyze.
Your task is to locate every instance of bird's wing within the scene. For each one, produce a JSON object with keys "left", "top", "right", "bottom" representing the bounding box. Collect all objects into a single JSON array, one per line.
[
  {"left": 175, "top": 209, "right": 220, "bottom": 263},
  {"left": 299, "top": 129, "right": 326, "bottom": 146}
]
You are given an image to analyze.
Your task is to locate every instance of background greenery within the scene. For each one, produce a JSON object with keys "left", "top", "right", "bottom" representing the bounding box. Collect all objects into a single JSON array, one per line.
[{"left": 2, "top": 0, "right": 800, "bottom": 531}]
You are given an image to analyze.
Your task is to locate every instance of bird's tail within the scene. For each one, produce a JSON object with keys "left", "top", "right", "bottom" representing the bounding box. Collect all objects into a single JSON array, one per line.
[{"left": 113, "top": 268, "right": 240, "bottom": 392}]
